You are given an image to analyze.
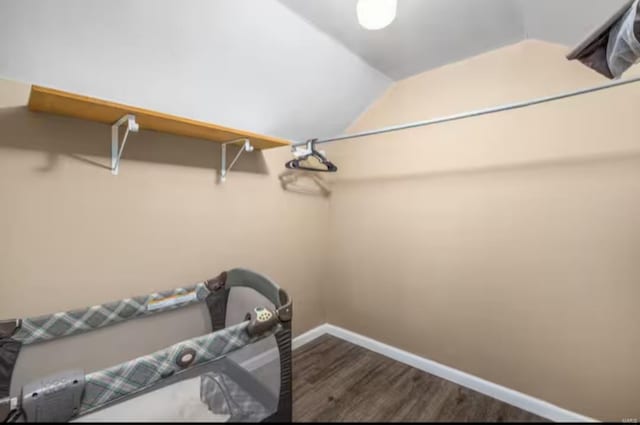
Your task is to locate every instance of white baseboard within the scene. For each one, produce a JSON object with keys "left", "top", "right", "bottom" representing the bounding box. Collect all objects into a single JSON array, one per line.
[
  {"left": 292, "top": 323, "right": 329, "bottom": 350},
  {"left": 292, "top": 323, "right": 597, "bottom": 423}
]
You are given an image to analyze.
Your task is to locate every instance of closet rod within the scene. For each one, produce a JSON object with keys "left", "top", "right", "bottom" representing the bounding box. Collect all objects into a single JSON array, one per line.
[{"left": 298, "top": 75, "right": 640, "bottom": 147}]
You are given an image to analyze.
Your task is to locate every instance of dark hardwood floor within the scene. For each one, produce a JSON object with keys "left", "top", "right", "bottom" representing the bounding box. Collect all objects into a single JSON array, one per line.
[{"left": 292, "top": 335, "right": 548, "bottom": 422}]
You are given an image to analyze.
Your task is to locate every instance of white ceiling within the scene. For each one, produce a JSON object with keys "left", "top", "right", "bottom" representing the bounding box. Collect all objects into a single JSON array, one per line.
[
  {"left": 0, "top": 0, "right": 390, "bottom": 142},
  {"left": 0, "top": 0, "right": 630, "bottom": 143},
  {"left": 278, "top": 0, "right": 629, "bottom": 80}
]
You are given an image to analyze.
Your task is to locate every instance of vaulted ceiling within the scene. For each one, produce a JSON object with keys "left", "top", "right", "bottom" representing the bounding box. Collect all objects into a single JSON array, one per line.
[
  {"left": 0, "top": 0, "right": 628, "bottom": 143},
  {"left": 278, "top": 0, "right": 628, "bottom": 80}
]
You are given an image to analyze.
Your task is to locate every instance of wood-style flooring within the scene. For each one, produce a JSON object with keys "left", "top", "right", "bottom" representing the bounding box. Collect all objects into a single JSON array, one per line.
[{"left": 292, "top": 335, "right": 548, "bottom": 422}]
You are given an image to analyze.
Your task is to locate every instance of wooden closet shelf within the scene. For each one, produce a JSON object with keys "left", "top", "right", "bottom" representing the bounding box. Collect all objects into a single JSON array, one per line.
[{"left": 27, "top": 85, "right": 290, "bottom": 150}]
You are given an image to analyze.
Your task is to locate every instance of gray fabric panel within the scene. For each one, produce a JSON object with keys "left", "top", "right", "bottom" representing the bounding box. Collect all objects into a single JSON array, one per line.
[
  {"left": 0, "top": 339, "right": 20, "bottom": 398},
  {"left": 273, "top": 324, "right": 293, "bottom": 422},
  {"left": 572, "top": 35, "right": 615, "bottom": 79},
  {"left": 225, "top": 269, "right": 281, "bottom": 307},
  {"left": 206, "top": 289, "right": 230, "bottom": 332}
]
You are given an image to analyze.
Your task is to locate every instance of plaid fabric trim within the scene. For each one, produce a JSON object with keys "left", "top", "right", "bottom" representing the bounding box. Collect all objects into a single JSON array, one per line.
[
  {"left": 13, "top": 283, "right": 210, "bottom": 345},
  {"left": 79, "top": 321, "right": 275, "bottom": 415}
]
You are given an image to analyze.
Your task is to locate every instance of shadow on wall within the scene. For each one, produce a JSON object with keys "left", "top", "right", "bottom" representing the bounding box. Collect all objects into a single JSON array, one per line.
[
  {"left": 278, "top": 169, "right": 332, "bottom": 197},
  {"left": 329, "top": 145, "right": 640, "bottom": 185},
  {"left": 0, "top": 106, "right": 269, "bottom": 175}
]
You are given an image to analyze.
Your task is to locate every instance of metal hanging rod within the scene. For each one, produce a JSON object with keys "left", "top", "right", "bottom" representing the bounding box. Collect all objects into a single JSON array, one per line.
[{"left": 296, "top": 75, "right": 640, "bottom": 148}]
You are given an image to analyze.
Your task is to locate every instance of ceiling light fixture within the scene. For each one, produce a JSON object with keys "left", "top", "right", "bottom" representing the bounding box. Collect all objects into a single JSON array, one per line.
[{"left": 356, "top": 0, "right": 397, "bottom": 30}]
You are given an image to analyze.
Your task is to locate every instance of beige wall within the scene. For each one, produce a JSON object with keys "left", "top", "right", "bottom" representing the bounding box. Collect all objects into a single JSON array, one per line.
[
  {"left": 0, "top": 79, "right": 328, "bottom": 335},
  {"left": 325, "top": 41, "right": 640, "bottom": 421},
  {"left": 3, "top": 39, "right": 640, "bottom": 421}
]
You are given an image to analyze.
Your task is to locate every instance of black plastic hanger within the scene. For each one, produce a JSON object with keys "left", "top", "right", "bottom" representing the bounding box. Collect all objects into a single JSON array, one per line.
[{"left": 285, "top": 139, "right": 338, "bottom": 172}]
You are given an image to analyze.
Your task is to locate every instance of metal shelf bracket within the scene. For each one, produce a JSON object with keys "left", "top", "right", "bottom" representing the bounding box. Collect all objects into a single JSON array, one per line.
[
  {"left": 220, "top": 138, "right": 254, "bottom": 183},
  {"left": 111, "top": 114, "right": 139, "bottom": 175}
]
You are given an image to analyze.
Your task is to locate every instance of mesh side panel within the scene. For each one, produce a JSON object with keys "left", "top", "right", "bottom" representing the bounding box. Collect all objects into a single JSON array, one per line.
[
  {"left": 222, "top": 285, "right": 284, "bottom": 421},
  {"left": 201, "top": 373, "right": 270, "bottom": 421},
  {"left": 224, "top": 287, "right": 281, "bottom": 396},
  {"left": 228, "top": 336, "right": 281, "bottom": 400},
  {"left": 74, "top": 355, "right": 279, "bottom": 423},
  {"left": 74, "top": 376, "right": 229, "bottom": 423},
  {"left": 80, "top": 322, "right": 271, "bottom": 414}
]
